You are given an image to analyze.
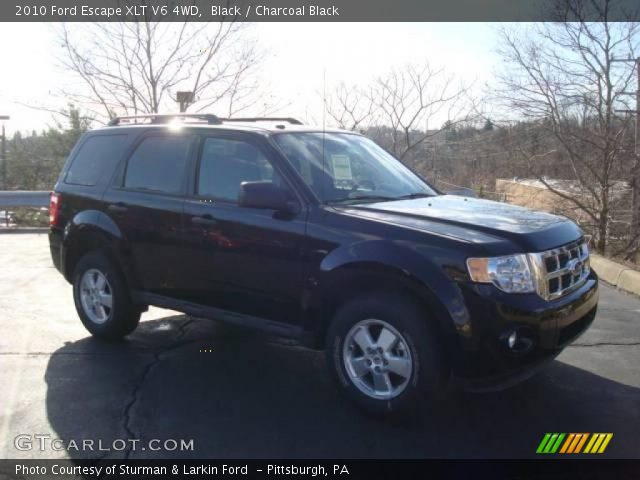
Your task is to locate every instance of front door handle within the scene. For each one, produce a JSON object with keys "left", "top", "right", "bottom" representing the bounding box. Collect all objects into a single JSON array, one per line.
[
  {"left": 108, "top": 203, "right": 128, "bottom": 214},
  {"left": 191, "top": 215, "right": 217, "bottom": 226}
]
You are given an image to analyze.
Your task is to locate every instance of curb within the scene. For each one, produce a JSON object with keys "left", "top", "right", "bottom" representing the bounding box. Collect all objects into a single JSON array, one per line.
[
  {"left": 617, "top": 270, "right": 640, "bottom": 297},
  {"left": 590, "top": 254, "right": 640, "bottom": 297}
]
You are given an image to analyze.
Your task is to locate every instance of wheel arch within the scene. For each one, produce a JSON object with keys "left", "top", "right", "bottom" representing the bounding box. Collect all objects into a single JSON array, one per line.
[
  {"left": 61, "top": 210, "right": 137, "bottom": 290},
  {"left": 304, "top": 241, "right": 470, "bottom": 359}
]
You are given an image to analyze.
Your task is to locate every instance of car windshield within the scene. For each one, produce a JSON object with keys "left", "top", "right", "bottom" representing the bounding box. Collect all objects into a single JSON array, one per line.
[{"left": 273, "top": 132, "right": 437, "bottom": 204}]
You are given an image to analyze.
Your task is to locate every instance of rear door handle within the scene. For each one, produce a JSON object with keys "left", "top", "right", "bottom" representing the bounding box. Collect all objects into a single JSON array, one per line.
[
  {"left": 108, "top": 203, "right": 128, "bottom": 214},
  {"left": 191, "top": 215, "right": 217, "bottom": 226}
]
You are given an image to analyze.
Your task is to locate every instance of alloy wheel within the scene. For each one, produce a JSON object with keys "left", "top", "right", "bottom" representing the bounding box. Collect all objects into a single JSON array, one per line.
[
  {"left": 79, "top": 269, "right": 113, "bottom": 325},
  {"left": 342, "top": 319, "right": 413, "bottom": 399}
]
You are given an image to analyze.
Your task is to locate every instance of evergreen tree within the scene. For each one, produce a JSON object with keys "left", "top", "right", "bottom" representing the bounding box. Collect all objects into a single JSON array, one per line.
[
  {"left": 6, "top": 106, "right": 89, "bottom": 190},
  {"left": 482, "top": 118, "right": 494, "bottom": 131}
]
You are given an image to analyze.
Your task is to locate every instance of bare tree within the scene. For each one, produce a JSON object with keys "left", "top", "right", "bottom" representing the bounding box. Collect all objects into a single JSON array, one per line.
[
  {"left": 322, "top": 64, "right": 475, "bottom": 166},
  {"left": 57, "top": 20, "right": 262, "bottom": 121},
  {"left": 496, "top": 0, "right": 639, "bottom": 254},
  {"left": 368, "top": 63, "right": 475, "bottom": 160},
  {"left": 325, "top": 83, "right": 377, "bottom": 131}
]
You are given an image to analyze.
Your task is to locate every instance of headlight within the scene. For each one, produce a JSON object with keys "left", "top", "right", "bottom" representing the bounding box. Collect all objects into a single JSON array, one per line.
[{"left": 466, "top": 254, "right": 536, "bottom": 293}]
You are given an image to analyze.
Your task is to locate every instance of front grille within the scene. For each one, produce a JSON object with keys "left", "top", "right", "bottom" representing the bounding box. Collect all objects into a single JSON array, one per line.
[{"left": 530, "top": 240, "right": 590, "bottom": 301}]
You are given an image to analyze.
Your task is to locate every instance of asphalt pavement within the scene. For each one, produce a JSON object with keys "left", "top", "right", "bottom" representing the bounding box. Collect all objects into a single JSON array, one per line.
[{"left": 0, "top": 233, "right": 638, "bottom": 459}]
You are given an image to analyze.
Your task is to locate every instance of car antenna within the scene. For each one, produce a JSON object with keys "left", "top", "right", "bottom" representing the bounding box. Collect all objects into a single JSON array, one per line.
[{"left": 321, "top": 68, "right": 327, "bottom": 203}]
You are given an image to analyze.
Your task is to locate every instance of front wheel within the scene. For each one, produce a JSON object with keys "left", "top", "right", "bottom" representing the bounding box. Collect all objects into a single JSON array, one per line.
[
  {"left": 326, "top": 293, "right": 447, "bottom": 414},
  {"left": 73, "top": 251, "right": 140, "bottom": 340}
]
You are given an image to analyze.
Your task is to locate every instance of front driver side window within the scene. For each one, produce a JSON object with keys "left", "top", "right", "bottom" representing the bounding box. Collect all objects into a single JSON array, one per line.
[{"left": 197, "top": 137, "right": 283, "bottom": 202}]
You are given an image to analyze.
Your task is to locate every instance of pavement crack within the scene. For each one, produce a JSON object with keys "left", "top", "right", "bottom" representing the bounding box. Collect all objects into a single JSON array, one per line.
[
  {"left": 122, "top": 317, "right": 196, "bottom": 459},
  {"left": 122, "top": 352, "right": 157, "bottom": 459},
  {"left": 176, "top": 317, "right": 195, "bottom": 340}
]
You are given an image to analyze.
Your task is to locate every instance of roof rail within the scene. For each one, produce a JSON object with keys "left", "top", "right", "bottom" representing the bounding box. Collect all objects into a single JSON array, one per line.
[
  {"left": 108, "top": 113, "right": 221, "bottom": 126},
  {"left": 219, "top": 117, "right": 303, "bottom": 125}
]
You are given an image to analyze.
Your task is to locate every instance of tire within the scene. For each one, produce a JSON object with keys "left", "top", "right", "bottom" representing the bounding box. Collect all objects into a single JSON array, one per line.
[
  {"left": 325, "top": 293, "right": 447, "bottom": 415},
  {"left": 72, "top": 251, "right": 140, "bottom": 340}
]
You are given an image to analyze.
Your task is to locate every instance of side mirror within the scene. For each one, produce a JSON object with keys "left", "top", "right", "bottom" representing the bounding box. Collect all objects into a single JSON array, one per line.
[{"left": 238, "top": 181, "right": 298, "bottom": 213}]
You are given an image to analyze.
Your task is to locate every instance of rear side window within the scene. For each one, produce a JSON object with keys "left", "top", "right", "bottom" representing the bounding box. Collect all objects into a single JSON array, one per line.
[
  {"left": 65, "top": 134, "right": 128, "bottom": 186},
  {"left": 124, "top": 135, "right": 191, "bottom": 194}
]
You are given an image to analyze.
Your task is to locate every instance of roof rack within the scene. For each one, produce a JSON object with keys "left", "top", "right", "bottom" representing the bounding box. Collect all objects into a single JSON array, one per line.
[
  {"left": 219, "top": 117, "right": 303, "bottom": 125},
  {"left": 107, "top": 114, "right": 304, "bottom": 127},
  {"left": 108, "top": 114, "right": 221, "bottom": 126}
]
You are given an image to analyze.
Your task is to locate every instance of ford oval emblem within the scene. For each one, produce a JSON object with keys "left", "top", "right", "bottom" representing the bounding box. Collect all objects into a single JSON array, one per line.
[{"left": 567, "top": 259, "right": 583, "bottom": 276}]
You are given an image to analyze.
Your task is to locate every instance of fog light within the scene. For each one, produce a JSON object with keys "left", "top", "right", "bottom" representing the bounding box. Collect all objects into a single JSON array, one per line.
[{"left": 501, "top": 327, "right": 535, "bottom": 354}]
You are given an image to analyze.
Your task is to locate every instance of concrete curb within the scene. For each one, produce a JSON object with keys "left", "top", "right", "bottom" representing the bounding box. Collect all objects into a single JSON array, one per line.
[
  {"left": 617, "top": 269, "right": 640, "bottom": 297},
  {"left": 591, "top": 254, "right": 640, "bottom": 297}
]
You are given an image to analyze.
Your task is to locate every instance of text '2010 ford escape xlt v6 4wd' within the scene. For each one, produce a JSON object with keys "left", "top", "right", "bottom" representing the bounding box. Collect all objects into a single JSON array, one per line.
[{"left": 49, "top": 114, "right": 598, "bottom": 414}]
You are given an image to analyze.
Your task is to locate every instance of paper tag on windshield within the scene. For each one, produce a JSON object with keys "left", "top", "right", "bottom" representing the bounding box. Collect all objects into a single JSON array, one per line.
[{"left": 331, "top": 154, "right": 353, "bottom": 180}]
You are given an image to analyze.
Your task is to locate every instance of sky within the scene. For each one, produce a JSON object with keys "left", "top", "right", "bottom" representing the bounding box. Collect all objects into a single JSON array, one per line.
[{"left": 0, "top": 22, "right": 502, "bottom": 134}]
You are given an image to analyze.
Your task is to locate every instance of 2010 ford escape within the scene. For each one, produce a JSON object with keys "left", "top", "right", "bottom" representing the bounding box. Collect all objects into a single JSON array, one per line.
[{"left": 49, "top": 114, "right": 598, "bottom": 413}]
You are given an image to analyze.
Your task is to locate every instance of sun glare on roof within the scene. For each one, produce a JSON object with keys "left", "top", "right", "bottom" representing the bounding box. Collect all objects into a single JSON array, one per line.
[{"left": 168, "top": 120, "right": 183, "bottom": 131}]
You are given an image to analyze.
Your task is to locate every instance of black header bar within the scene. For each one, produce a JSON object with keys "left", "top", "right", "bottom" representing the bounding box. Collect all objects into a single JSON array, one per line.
[
  {"left": 1, "top": 459, "right": 638, "bottom": 480},
  {"left": 4, "top": 0, "right": 639, "bottom": 22}
]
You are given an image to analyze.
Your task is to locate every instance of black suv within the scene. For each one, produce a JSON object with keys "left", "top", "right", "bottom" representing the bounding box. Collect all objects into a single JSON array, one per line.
[{"left": 49, "top": 114, "right": 598, "bottom": 413}]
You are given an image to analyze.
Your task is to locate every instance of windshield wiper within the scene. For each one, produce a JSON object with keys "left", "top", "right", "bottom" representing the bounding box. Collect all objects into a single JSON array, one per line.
[
  {"left": 326, "top": 195, "right": 397, "bottom": 205},
  {"left": 327, "top": 192, "right": 436, "bottom": 205},
  {"left": 393, "top": 192, "right": 435, "bottom": 200}
]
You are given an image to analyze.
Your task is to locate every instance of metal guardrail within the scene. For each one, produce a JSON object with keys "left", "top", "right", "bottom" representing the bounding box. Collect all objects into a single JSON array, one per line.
[
  {"left": 0, "top": 191, "right": 49, "bottom": 227},
  {"left": 0, "top": 191, "right": 49, "bottom": 207}
]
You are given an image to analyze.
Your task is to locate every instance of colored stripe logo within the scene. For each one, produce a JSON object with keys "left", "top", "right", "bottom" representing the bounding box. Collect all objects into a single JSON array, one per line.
[{"left": 537, "top": 433, "right": 613, "bottom": 454}]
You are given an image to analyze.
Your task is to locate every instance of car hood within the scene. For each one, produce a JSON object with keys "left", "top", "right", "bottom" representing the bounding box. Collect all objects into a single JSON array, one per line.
[{"left": 339, "top": 195, "right": 583, "bottom": 253}]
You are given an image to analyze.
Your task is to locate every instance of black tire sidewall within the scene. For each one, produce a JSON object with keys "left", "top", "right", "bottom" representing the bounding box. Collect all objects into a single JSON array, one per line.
[
  {"left": 326, "top": 293, "right": 446, "bottom": 414},
  {"left": 72, "top": 251, "right": 139, "bottom": 340}
]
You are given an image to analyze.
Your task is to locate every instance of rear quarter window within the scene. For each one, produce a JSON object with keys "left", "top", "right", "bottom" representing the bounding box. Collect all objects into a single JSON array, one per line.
[{"left": 65, "top": 134, "right": 129, "bottom": 186}]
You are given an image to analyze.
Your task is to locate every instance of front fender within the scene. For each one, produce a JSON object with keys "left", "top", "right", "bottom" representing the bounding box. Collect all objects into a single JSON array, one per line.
[{"left": 316, "top": 239, "right": 471, "bottom": 336}]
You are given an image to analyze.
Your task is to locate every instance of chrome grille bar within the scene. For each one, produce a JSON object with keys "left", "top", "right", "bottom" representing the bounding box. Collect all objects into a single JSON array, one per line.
[{"left": 528, "top": 240, "right": 590, "bottom": 301}]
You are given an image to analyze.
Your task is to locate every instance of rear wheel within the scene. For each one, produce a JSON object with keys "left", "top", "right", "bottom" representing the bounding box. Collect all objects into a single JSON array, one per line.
[
  {"left": 326, "top": 293, "right": 447, "bottom": 414},
  {"left": 73, "top": 251, "right": 140, "bottom": 340}
]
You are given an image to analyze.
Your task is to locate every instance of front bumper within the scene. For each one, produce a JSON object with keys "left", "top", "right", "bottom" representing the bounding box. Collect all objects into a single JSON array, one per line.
[{"left": 451, "top": 270, "right": 598, "bottom": 390}]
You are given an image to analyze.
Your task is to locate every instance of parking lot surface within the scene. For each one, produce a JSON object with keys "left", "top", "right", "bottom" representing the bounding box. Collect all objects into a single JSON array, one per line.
[{"left": 0, "top": 233, "right": 638, "bottom": 459}]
